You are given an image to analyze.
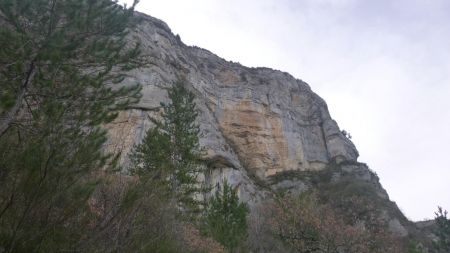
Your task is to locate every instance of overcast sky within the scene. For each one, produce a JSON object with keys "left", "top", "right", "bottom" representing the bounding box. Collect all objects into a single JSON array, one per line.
[{"left": 121, "top": 0, "right": 450, "bottom": 221}]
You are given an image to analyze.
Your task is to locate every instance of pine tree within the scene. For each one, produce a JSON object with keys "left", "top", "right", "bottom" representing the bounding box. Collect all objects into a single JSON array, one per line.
[
  {"left": 434, "top": 206, "right": 450, "bottom": 252},
  {"left": 131, "top": 81, "right": 205, "bottom": 215},
  {"left": 205, "top": 180, "right": 249, "bottom": 252},
  {"left": 0, "top": 0, "right": 144, "bottom": 252},
  {"left": 163, "top": 82, "right": 205, "bottom": 212},
  {"left": 0, "top": 0, "right": 143, "bottom": 137}
]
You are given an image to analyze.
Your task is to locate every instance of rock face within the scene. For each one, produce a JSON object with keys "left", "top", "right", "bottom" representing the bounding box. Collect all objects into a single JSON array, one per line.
[
  {"left": 105, "top": 12, "right": 417, "bottom": 239},
  {"left": 107, "top": 13, "right": 357, "bottom": 181}
]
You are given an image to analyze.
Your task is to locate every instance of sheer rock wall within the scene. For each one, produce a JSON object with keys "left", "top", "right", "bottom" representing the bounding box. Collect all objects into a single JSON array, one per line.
[
  {"left": 106, "top": 13, "right": 357, "bottom": 190},
  {"left": 101, "top": 13, "right": 419, "bottom": 239}
]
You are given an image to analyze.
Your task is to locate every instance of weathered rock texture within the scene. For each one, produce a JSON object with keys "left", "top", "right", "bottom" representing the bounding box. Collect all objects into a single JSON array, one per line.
[
  {"left": 107, "top": 13, "right": 357, "bottom": 181},
  {"left": 105, "top": 12, "right": 422, "bottom": 240}
]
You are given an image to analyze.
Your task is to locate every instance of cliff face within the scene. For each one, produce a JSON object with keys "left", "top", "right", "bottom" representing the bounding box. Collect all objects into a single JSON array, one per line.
[
  {"left": 107, "top": 13, "right": 356, "bottom": 180},
  {"left": 105, "top": 13, "right": 418, "bottom": 240}
]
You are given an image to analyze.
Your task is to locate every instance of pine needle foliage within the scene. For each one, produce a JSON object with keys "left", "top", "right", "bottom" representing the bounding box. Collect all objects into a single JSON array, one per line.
[
  {"left": 0, "top": 0, "right": 145, "bottom": 252},
  {"left": 434, "top": 207, "right": 450, "bottom": 252},
  {"left": 131, "top": 81, "right": 205, "bottom": 216},
  {"left": 204, "top": 180, "right": 249, "bottom": 252},
  {"left": 0, "top": 0, "right": 143, "bottom": 136}
]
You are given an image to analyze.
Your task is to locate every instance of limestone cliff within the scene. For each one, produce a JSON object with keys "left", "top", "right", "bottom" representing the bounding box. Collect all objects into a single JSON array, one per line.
[{"left": 105, "top": 12, "right": 422, "bottom": 242}]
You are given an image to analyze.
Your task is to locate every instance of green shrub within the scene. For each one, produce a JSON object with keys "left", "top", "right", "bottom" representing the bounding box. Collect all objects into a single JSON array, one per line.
[
  {"left": 204, "top": 180, "right": 249, "bottom": 252},
  {"left": 434, "top": 207, "right": 450, "bottom": 252}
]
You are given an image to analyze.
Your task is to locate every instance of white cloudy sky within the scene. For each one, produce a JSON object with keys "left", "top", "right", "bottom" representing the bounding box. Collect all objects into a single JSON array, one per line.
[{"left": 122, "top": 0, "right": 450, "bottom": 221}]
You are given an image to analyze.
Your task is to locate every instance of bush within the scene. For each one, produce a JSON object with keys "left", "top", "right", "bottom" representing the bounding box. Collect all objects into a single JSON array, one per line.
[
  {"left": 265, "top": 191, "right": 404, "bottom": 253},
  {"left": 434, "top": 206, "right": 450, "bottom": 252}
]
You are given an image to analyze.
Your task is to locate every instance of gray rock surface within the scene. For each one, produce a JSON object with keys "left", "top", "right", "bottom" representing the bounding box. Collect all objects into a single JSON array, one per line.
[
  {"left": 107, "top": 13, "right": 358, "bottom": 192},
  {"left": 105, "top": 14, "right": 414, "bottom": 241},
  {"left": 389, "top": 218, "right": 409, "bottom": 237}
]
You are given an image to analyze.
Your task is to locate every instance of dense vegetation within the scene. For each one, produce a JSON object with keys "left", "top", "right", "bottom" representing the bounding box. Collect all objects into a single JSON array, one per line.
[
  {"left": 0, "top": 0, "right": 144, "bottom": 251},
  {"left": 204, "top": 180, "right": 249, "bottom": 252}
]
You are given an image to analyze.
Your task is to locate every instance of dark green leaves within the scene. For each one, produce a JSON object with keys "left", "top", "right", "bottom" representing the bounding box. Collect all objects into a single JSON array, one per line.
[
  {"left": 204, "top": 180, "right": 249, "bottom": 252},
  {"left": 0, "top": 1, "right": 144, "bottom": 252},
  {"left": 434, "top": 207, "right": 450, "bottom": 252},
  {"left": 131, "top": 82, "right": 205, "bottom": 216}
]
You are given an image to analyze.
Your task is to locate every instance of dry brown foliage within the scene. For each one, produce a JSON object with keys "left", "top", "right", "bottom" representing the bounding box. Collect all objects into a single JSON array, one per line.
[
  {"left": 251, "top": 192, "right": 406, "bottom": 253},
  {"left": 181, "top": 223, "right": 226, "bottom": 253}
]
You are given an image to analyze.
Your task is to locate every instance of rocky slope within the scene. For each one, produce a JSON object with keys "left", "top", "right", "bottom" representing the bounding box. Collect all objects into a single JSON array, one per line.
[{"left": 105, "top": 12, "right": 424, "bottom": 243}]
